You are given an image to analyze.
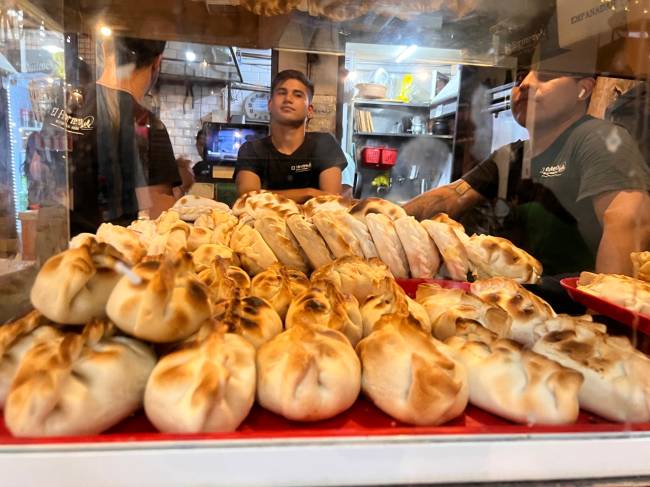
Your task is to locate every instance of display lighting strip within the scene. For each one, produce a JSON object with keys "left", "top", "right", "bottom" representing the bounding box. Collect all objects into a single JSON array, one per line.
[{"left": 5, "top": 82, "right": 21, "bottom": 235}]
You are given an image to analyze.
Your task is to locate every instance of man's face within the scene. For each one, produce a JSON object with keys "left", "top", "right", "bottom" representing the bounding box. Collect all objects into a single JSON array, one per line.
[
  {"left": 511, "top": 70, "right": 584, "bottom": 129},
  {"left": 146, "top": 55, "right": 163, "bottom": 95},
  {"left": 196, "top": 133, "right": 206, "bottom": 158},
  {"left": 268, "top": 78, "right": 313, "bottom": 127}
]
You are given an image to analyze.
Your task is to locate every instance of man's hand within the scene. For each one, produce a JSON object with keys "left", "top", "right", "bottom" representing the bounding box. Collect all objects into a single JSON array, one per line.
[
  {"left": 175, "top": 156, "right": 195, "bottom": 193},
  {"left": 403, "top": 179, "right": 483, "bottom": 220},
  {"left": 594, "top": 190, "right": 650, "bottom": 275},
  {"left": 136, "top": 184, "right": 176, "bottom": 219},
  {"left": 274, "top": 187, "right": 324, "bottom": 203}
]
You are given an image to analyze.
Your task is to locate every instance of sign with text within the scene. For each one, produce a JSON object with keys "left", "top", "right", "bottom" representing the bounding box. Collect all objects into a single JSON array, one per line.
[{"left": 557, "top": 0, "right": 616, "bottom": 47}]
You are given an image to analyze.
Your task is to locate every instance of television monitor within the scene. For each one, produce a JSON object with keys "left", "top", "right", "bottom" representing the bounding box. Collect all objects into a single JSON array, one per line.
[{"left": 204, "top": 122, "right": 268, "bottom": 164}]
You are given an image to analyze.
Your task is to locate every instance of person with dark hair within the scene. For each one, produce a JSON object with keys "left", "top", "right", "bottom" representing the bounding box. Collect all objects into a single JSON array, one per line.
[
  {"left": 191, "top": 129, "right": 211, "bottom": 182},
  {"left": 403, "top": 68, "right": 650, "bottom": 276},
  {"left": 63, "top": 36, "right": 181, "bottom": 235},
  {"left": 234, "top": 69, "right": 346, "bottom": 203}
]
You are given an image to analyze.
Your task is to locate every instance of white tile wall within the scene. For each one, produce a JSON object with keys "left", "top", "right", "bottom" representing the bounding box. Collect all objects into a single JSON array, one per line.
[
  {"left": 157, "top": 53, "right": 271, "bottom": 162},
  {"left": 157, "top": 84, "right": 224, "bottom": 161}
]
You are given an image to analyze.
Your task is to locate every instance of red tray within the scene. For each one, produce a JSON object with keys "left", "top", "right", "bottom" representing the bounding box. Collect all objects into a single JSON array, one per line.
[
  {"left": 560, "top": 277, "right": 650, "bottom": 336},
  {"left": 1, "top": 278, "right": 648, "bottom": 445},
  {"left": 1, "top": 398, "right": 649, "bottom": 446}
]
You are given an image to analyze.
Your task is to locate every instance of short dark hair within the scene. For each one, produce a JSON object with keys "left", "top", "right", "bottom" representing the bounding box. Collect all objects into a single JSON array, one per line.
[
  {"left": 271, "top": 69, "right": 314, "bottom": 101},
  {"left": 196, "top": 129, "right": 204, "bottom": 141},
  {"left": 114, "top": 37, "right": 166, "bottom": 69}
]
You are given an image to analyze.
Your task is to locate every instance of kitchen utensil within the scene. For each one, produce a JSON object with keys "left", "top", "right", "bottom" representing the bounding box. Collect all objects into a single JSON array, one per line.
[
  {"left": 432, "top": 119, "right": 450, "bottom": 135},
  {"left": 411, "top": 116, "right": 426, "bottom": 135},
  {"left": 355, "top": 83, "right": 387, "bottom": 99}
]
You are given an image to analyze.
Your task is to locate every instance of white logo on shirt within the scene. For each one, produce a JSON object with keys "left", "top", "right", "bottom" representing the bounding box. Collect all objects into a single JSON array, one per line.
[
  {"left": 539, "top": 162, "right": 567, "bottom": 178},
  {"left": 291, "top": 162, "right": 312, "bottom": 173},
  {"left": 49, "top": 107, "right": 94, "bottom": 134}
]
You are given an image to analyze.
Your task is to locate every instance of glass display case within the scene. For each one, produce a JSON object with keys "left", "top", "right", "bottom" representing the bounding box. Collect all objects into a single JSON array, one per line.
[{"left": 1, "top": 1, "right": 650, "bottom": 486}]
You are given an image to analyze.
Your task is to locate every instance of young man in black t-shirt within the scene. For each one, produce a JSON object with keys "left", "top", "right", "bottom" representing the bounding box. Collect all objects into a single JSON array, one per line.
[
  {"left": 64, "top": 37, "right": 180, "bottom": 235},
  {"left": 234, "top": 70, "right": 346, "bottom": 203},
  {"left": 403, "top": 70, "right": 650, "bottom": 276}
]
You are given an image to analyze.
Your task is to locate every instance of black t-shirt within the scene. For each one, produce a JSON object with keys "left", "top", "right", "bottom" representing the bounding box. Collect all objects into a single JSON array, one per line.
[
  {"left": 463, "top": 115, "right": 650, "bottom": 274},
  {"left": 234, "top": 132, "right": 347, "bottom": 190},
  {"left": 192, "top": 159, "right": 212, "bottom": 182},
  {"left": 60, "top": 84, "right": 180, "bottom": 235}
]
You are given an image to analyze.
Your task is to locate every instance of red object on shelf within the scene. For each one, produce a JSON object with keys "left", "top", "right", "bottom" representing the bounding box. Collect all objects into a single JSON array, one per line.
[
  {"left": 560, "top": 277, "right": 650, "bottom": 335},
  {"left": 361, "top": 146, "right": 381, "bottom": 164},
  {"left": 380, "top": 147, "right": 398, "bottom": 166},
  {"left": 1, "top": 278, "right": 649, "bottom": 446}
]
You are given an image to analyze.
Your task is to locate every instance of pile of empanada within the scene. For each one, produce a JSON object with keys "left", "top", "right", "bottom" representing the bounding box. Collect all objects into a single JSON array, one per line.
[
  {"left": 3, "top": 191, "right": 648, "bottom": 438},
  {"left": 68, "top": 191, "right": 542, "bottom": 284},
  {"left": 229, "top": 190, "right": 542, "bottom": 283}
]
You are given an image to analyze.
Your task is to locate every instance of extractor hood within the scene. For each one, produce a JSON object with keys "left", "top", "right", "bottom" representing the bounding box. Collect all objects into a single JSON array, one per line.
[{"left": 159, "top": 41, "right": 242, "bottom": 85}]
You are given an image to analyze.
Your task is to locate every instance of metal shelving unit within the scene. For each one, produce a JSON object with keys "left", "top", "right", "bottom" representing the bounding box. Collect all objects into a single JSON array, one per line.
[{"left": 355, "top": 131, "right": 452, "bottom": 138}]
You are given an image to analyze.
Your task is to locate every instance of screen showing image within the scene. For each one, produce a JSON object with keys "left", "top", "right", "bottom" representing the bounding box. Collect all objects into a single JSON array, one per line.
[{"left": 205, "top": 123, "right": 268, "bottom": 164}]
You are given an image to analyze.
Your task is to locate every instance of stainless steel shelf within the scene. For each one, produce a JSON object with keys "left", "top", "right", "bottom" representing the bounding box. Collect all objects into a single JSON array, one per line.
[
  {"left": 354, "top": 132, "right": 453, "bottom": 139},
  {"left": 352, "top": 99, "right": 430, "bottom": 108}
]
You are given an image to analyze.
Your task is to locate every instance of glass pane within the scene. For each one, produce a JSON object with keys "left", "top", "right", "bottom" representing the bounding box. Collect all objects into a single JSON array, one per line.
[{"left": 1, "top": 0, "right": 67, "bottom": 322}]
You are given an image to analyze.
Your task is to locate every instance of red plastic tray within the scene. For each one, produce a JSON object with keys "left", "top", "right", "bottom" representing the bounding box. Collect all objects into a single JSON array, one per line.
[
  {"left": 561, "top": 277, "right": 650, "bottom": 336},
  {"left": 1, "top": 279, "right": 648, "bottom": 445},
  {"left": 1, "top": 398, "right": 649, "bottom": 446}
]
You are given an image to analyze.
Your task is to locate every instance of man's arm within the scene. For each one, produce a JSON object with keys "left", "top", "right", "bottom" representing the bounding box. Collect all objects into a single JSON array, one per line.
[
  {"left": 138, "top": 183, "right": 176, "bottom": 219},
  {"left": 593, "top": 190, "right": 650, "bottom": 275},
  {"left": 271, "top": 167, "right": 344, "bottom": 203},
  {"left": 403, "top": 179, "right": 485, "bottom": 220},
  {"left": 235, "top": 170, "right": 262, "bottom": 196},
  {"left": 319, "top": 166, "right": 342, "bottom": 195},
  {"left": 273, "top": 188, "right": 324, "bottom": 203}
]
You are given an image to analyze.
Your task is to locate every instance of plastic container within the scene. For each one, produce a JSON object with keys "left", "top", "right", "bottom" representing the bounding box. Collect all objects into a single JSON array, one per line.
[
  {"left": 380, "top": 147, "right": 398, "bottom": 166},
  {"left": 361, "top": 146, "right": 381, "bottom": 164}
]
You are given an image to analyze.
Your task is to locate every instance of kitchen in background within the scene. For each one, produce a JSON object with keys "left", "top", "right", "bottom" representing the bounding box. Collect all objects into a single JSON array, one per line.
[{"left": 342, "top": 42, "right": 520, "bottom": 204}]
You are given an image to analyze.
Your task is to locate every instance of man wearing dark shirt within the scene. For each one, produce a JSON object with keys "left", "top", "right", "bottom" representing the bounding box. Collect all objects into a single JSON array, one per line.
[
  {"left": 192, "top": 129, "right": 212, "bottom": 182},
  {"left": 404, "top": 70, "right": 650, "bottom": 276},
  {"left": 234, "top": 70, "right": 346, "bottom": 203},
  {"left": 64, "top": 37, "right": 180, "bottom": 235}
]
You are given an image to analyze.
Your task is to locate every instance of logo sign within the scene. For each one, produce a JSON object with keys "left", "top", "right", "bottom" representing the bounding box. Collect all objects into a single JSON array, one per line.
[
  {"left": 557, "top": 0, "right": 616, "bottom": 47},
  {"left": 49, "top": 107, "right": 94, "bottom": 134}
]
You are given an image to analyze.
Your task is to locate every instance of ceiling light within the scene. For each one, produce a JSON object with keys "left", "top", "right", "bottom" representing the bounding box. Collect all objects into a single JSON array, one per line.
[
  {"left": 43, "top": 45, "right": 64, "bottom": 54},
  {"left": 99, "top": 25, "right": 112, "bottom": 37},
  {"left": 395, "top": 44, "right": 418, "bottom": 63},
  {"left": 185, "top": 50, "right": 196, "bottom": 62}
]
